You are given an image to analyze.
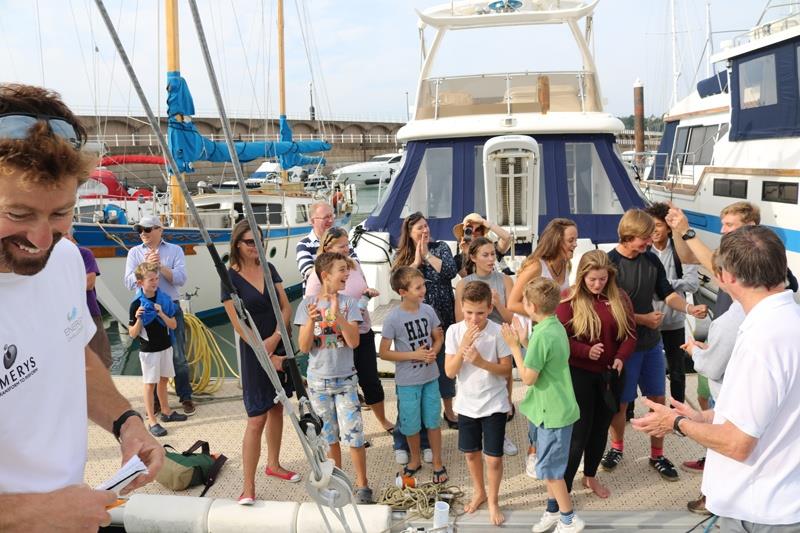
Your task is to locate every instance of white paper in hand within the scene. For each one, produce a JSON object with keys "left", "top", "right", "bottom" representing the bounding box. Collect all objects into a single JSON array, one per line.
[{"left": 95, "top": 455, "right": 148, "bottom": 495}]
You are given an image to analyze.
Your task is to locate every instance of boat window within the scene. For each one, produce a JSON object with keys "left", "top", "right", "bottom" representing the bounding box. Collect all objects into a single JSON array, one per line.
[
  {"left": 698, "top": 125, "right": 719, "bottom": 164},
  {"left": 686, "top": 126, "right": 708, "bottom": 165},
  {"left": 718, "top": 123, "right": 729, "bottom": 141},
  {"left": 196, "top": 203, "right": 221, "bottom": 210},
  {"left": 713, "top": 178, "right": 748, "bottom": 199},
  {"left": 234, "top": 203, "right": 283, "bottom": 225},
  {"left": 762, "top": 181, "right": 798, "bottom": 204},
  {"left": 388, "top": 156, "right": 402, "bottom": 164},
  {"left": 672, "top": 127, "right": 690, "bottom": 173},
  {"left": 738, "top": 54, "right": 777, "bottom": 109},
  {"left": 296, "top": 204, "right": 309, "bottom": 223},
  {"left": 565, "top": 143, "right": 622, "bottom": 215},
  {"left": 402, "top": 147, "right": 453, "bottom": 219}
]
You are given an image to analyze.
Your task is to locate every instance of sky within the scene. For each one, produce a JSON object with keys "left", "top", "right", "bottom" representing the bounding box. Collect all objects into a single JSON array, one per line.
[{"left": 0, "top": 0, "right": 772, "bottom": 125}]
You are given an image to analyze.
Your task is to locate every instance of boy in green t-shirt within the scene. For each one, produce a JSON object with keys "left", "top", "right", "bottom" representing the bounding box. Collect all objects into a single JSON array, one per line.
[{"left": 501, "top": 277, "right": 583, "bottom": 533}]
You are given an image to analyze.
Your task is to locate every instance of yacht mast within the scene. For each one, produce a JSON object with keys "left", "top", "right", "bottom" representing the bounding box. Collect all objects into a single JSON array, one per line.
[
  {"left": 277, "top": 0, "right": 288, "bottom": 184},
  {"left": 165, "top": 0, "right": 187, "bottom": 227},
  {"left": 705, "top": 0, "right": 713, "bottom": 77},
  {"left": 670, "top": 0, "right": 680, "bottom": 108}
]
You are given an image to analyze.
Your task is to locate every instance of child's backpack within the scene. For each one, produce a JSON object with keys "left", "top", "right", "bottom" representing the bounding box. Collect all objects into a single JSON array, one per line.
[{"left": 156, "top": 440, "right": 227, "bottom": 496}]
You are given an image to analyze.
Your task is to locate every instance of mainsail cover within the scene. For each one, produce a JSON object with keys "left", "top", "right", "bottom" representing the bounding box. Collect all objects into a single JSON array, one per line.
[{"left": 166, "top": 72, "right": 330, "bottom": 173}]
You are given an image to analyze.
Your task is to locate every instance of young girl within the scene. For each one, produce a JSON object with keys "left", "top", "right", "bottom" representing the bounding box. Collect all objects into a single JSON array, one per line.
[
  {"left": 455, "top": 237, "right": 517, "bottom": 456},
  {"left": 555, "top": 250, "right": 636, "bottom": 499}
]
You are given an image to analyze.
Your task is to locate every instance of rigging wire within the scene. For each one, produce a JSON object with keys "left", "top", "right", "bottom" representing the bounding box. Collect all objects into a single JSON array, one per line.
[
  {"left": 34, "top": 0, "right": 46, "bottom": 86},
  {"left": 69, "top": 0, "right": 103, "bottom": 138}
]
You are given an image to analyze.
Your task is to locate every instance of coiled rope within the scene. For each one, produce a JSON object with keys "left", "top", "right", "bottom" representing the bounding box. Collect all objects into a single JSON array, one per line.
[
  {"left": 183, "top": 313, "right": 240, "bottom": 395},
  {"left": 377, "top": 482, "right": 464, "bottom": 520}
]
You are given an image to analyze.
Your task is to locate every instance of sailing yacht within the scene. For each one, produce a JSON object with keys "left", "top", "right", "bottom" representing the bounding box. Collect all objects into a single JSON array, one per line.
[
  {"left": 642, "top": 0, "right": 800, "bottom": 276},
  {"left": 357, "top": 0, "right": 647, "bottom": 308},
  {"left": 72, "top": 0, "right": 342, "bottom": 323}
]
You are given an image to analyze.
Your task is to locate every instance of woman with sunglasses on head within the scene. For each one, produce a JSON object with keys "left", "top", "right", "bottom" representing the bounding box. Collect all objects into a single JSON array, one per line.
[
  {"left": 304, "top": 227, "right": 394, "bottom": 434},
  {"left": 393, "top": 212, "right": 459, "bottom": 428},
  {"left": 221, "top": 220, "right": 299, "bottom": 505},
  {"left": 555, "top": 250, "right": 636, "bottom": 499}
]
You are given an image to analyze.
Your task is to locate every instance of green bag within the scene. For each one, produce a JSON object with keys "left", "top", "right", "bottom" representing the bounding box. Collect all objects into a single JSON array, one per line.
[{"left": 156, "top": 440, "right": 227, "bottom": 496}]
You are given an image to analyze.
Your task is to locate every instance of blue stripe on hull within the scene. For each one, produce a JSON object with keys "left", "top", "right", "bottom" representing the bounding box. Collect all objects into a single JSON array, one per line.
[{"left": 685, "top": 210, "right": 800, "bottom": 253}]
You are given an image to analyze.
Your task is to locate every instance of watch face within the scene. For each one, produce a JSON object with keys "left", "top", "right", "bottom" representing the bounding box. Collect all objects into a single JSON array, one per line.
[{"left": 683, "top": 229, "right": 696, "bottom": 240}]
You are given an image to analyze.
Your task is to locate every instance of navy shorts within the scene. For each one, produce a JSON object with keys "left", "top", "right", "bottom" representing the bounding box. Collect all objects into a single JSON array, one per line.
[
  {"left": 621, "top": 341, "right": 666, "bottom": 403},
  {"left": 458, "top": 412, "right": 506, "bottom": 458}
]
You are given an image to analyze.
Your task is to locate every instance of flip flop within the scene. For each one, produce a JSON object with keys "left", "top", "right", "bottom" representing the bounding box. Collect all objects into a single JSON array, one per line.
[
  {"left": 433, "top": 466, "right": 449, "bottom": 484},
  {"left": 238, "top": 494, "right": 255, "bottom": 506},
  {"left": 265, "top": 466, "right": 302, "bottom": 483},
  {"left": 385, "top": 426, "right": 395, "bottom": 435},
  {"left": 403, "top": 464, "right": 422, "bottom": 477}
]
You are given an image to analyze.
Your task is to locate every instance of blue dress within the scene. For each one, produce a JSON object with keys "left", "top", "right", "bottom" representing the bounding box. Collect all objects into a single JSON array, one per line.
[{"left": 221, "top": 264, "right": 294, "bottom": 417}]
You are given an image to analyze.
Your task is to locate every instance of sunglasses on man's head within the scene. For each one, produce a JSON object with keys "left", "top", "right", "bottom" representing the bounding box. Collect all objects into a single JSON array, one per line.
[
  {"left": 0, "top": 113, "right": 82, "bottom": 150},
  {"left": 135, "top": 226, "right": 158, "bottom": 234}
]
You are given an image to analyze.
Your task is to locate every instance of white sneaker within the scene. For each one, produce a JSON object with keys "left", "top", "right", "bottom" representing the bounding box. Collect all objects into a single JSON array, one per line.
[
  {"left": 422, "top": 448, "right": 433, "bottom": 464},
  {"left": 531, "top": 511, "right": 560, "bottom": 532},
  {"left": 394, "top": 449, "right": 409, "bottom": 465},
  {"left": 503, "top": 436, "right": 519, "bottom": 456},
  {"left": 526, "top": 452, "right": 538, "bottom": 479},
  {"left": 555, "top": 515, "right": 585, "bottom": 532}
]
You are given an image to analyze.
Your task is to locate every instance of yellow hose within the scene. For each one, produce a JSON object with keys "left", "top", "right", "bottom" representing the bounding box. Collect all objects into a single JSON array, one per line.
[{"left": 183, "top": 313, "right": 239, "bottom": 395}]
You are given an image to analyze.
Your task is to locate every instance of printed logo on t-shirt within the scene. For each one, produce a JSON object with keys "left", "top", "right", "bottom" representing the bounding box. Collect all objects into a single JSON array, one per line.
[
  {"left": 313, "top": 308, "right": 346, "bottom": 349},
  {"left": 0, "top": 344, "right": 38, "bottom": 398},
  {"left": 404, "top": 317, "right": 433, "bottom": 369},
  {"left": 64, "top": 307, "right": 84, "bottom": 341}
]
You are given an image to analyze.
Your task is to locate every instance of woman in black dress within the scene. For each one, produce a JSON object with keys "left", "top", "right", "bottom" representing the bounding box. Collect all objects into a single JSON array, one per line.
[
  {"left": 393, "top": 212, "right": 459, "bottom": 426},
  {"left": 222, "top": 221, "right": 299, "bottom": 505}
]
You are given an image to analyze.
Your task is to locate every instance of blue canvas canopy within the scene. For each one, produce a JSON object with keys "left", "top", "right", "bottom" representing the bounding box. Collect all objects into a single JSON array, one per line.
[{"left": 166, "top": 72, "right": 330, "bottom": 173}]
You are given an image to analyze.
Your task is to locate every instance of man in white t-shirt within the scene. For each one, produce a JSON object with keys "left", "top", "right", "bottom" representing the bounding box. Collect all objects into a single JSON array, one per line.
[
  {"left": 632, "top": 225, "right": 800, "bottom": 531},
  {"left": 0, "top": 84, "right": 164, "bottom": 532}
]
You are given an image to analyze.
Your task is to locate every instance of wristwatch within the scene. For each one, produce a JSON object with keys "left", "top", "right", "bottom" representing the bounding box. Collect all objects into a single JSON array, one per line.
[
  {"left": 113, "top": 409, "right": 143, "bottom": 441},
  {"left": 681, "top": 228, "right": 697, "bottom": 241},
  {"left": 673, "top": 415, "right": 687, "bottom": 437}
]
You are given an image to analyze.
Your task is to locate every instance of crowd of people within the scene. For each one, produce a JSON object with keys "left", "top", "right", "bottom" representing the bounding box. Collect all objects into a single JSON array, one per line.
[{"left": 2, "top": 83, "right": 799, "bottom": 533}]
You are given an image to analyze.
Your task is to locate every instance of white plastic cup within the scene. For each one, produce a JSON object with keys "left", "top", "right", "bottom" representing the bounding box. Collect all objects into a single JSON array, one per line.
[{"left": 432, "top": 500, "right": 450, "bottom": 530}]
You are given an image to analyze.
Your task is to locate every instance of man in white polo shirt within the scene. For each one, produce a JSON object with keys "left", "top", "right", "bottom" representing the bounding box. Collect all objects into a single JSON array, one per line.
[{"left": 632, "top": 225, "right": 800, "bottom": 531}]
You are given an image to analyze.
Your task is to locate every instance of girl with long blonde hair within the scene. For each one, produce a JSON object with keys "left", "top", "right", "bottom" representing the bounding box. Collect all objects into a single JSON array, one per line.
[{"left": 554, "top": 250, "right": 636, "bottom": 499}]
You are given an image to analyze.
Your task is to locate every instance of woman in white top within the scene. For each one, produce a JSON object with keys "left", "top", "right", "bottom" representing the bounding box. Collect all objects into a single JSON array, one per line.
[{"left": 507, "top": 217, "right": 578, "bottom": 474}]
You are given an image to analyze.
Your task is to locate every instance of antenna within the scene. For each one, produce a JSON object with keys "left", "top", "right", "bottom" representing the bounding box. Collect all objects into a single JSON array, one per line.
[
  {"left": 309, "top": 81, "right": 315, "bottom": 120},
  {"left": 670, "top": 0, "right": 680, "bottom": 108}
]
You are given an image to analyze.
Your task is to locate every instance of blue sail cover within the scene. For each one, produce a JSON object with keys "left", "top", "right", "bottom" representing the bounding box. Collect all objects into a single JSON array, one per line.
[
  {"left": 278, "top": 115, "right": 327, "bottom": 168},
  {"left": 166, "top": 72, "right": 330, "bottom": 173}
]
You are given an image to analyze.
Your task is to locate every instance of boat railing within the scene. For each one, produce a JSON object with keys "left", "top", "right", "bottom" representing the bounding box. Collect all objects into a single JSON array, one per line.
[
  {"left": 734, "top": 8, "right": 800, "bottom": 47},
  {"left": 86, "top": 133, "right": 399, "bottom": 148},
  {"left": 416, "top": 71, "right": 601, "bottom": 120}
]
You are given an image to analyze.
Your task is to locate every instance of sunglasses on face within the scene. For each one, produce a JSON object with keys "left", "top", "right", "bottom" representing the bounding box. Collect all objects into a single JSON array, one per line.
[
  {"left": 0, "top": 113, "right": 82, "bottom": 150},
  {"left": 135, "top": 226, "right": 159, "bottom": 234},
  {"left": 239, "top": 238, "right": 257, "bottom": 247}
]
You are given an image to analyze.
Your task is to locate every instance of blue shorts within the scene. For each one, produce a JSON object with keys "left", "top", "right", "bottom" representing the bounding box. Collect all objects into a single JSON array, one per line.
[
  {"left": 458, "top": 412, "right": 506, "bottom": 458},
  {"left": 307, "top": 374, "right": 365, "bottom": 448},
  {"left": 397, "top": 379, "right": 442, "bottom": 436},
  {"left": 533, "top": 423, "right": 573, "bottom": 480},
  {"left": 621, "top": 342, "right": 666, "bottom": 403}
]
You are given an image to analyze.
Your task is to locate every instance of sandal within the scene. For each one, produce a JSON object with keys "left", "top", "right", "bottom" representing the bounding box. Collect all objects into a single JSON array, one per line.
[
  {"left": 433, "top": 466, "right": 448, "bottom": 484},
  {"left": 385, "top": 426, "right": 395, "bottom": 436},
  {"left": 265, "top": 466, "right": 302, "bottom": 483},
  {"left": 403, "top": 464, "right": 422, "bottom": 477}
]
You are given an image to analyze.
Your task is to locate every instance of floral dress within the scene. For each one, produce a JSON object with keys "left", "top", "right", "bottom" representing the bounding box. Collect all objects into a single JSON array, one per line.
[{"left": 419, "top": 240, "right": 457, "bottom": 331}]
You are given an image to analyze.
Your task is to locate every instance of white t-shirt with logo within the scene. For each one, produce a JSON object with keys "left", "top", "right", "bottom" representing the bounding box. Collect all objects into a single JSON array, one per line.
[
  {"left": 445, "top": 320, "right": 511, "bottom": 419},
  {"left": 0, "top": 239, "right": 96, "bottom": 493},
  {"left": 702, "top": 291, "right": 800, "bottom": 524}
]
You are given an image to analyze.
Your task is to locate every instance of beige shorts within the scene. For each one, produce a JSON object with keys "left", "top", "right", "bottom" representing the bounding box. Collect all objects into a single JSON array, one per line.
[{"left": 139, "top": 347, "right": 175, "bottom": 384}]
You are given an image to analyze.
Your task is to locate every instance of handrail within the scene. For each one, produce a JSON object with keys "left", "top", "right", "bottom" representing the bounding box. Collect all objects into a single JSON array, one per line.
[{"left": 86, "top": 132, "right": 400, "bottom": 147}]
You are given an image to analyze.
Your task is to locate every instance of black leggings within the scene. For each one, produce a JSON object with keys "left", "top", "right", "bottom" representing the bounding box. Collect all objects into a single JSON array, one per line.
[
  {"left": 354, "top": 329, "right": 385, "bottom": 405},
  {"left": 564, "top": 366, "right": 615, "bottom": 492},
  {"left": 662, "top": 328, "right": 686, "bottom": 403}
]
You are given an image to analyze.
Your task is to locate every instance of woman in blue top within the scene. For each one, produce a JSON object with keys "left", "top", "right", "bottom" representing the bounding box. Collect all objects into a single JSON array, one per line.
[
  {"left": 221, "top": 221, "right": 299, "bottom": 505},
  {"left": 393, "top": 212, "right": 459, "bottom": 427}
]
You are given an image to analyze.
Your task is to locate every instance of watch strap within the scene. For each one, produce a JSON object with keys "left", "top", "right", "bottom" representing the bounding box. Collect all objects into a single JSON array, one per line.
[
  {"left": 113, "top": 409, "right": 143, "bottom": 441},
  {"left": 673, "top": 415, "right": 687, "bottom": 437}
]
